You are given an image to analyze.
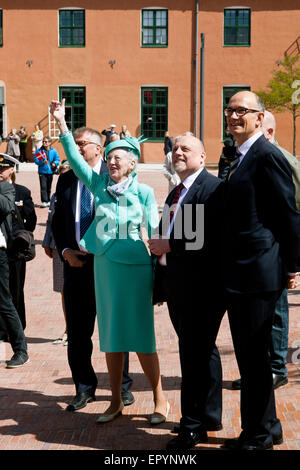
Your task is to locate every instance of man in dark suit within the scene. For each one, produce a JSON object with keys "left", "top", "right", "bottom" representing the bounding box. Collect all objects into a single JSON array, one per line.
[
  {"left": 222, "top": 91, "right": 300, "bottom": 450},
  {"left": 149, "top": 133, "right": 226, "bottom": 450},
  {"left": 0, "top": 159, "right": 37, "bottom": 338},
  {"left": 52, "top": 126, "right": 134, "bottom": 411},
  {"left": 0, "top": 155, "right": 29, "bottom": 368}
]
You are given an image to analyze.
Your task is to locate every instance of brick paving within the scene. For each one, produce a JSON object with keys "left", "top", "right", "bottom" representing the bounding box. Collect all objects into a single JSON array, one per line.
[{"left": 0, "top": 163, "right": 300, "bottom": 451}]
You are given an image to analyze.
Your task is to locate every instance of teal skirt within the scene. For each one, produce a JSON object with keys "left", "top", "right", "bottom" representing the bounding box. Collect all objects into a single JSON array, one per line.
[{"left": 94, "top": 254, "right": 156, "bottom": 353}]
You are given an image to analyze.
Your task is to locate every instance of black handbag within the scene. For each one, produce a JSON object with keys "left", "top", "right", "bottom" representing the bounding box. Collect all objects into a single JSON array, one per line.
[{"left": 4, "top": 206, "right": 36, "bottom": 262}]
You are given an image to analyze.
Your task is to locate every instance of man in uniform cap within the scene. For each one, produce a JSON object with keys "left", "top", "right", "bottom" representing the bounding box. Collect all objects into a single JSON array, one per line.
[
  {"left": 0, "top": 153, "right": 29, "bottom": 368},
  {"left": 101, "top": 124, "right": 117, "bottom": 147},
  {"left": 0, "top": 153, "right": 36, "bottom": 337}
]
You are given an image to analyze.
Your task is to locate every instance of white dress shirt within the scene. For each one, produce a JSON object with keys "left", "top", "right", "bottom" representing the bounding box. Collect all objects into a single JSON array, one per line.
[{"left": 159, "top": 166, "right": 204, "bottom": 265}]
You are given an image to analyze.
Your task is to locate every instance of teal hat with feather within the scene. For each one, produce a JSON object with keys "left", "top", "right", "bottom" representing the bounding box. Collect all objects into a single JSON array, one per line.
[{"left": 104, "top": 136, "right": 147, "bottom": 160}]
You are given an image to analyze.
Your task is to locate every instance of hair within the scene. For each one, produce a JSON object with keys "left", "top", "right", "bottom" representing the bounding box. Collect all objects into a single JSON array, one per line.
[
  {"left": 106, "top": 148, "right": 138, "bottom": 173},
  {"left": 73, "top": 127, "right": 102, "bottom": 146},
  {"left": 174, "top": 132, "right": 206, "bottom": 152},
  {"left": 255, "top": 94, "right": 265, "bottom": 112},
  {"left": 43, "top": 136, "right": 52, "bottom": 142},
  {"left": 11, "top": 170, "right": 16, "bottom": 183}
]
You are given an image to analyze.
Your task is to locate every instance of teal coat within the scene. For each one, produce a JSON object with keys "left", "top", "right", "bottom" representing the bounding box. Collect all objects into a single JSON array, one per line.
[{"left": 60, "top": 133, "right": 158, "bottom": 264}]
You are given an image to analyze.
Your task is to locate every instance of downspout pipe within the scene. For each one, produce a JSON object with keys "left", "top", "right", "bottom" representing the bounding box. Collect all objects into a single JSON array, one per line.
[
  {"left": 194, "top": 0, "right": 199, "bottom": 137},
  {"left": 200, "top": 33, "right": 205, "bottom": 143}
]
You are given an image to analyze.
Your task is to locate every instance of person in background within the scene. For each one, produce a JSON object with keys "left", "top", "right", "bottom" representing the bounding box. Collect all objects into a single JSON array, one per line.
[
  {"left": 120, "top": 125, "right": 131, "bottom": 139},
  {"left": 33, "top": 136, "right": 60, "bottom": 207},
  {"left": 42, "top": 160, "right": 71, "bottom": 346},
  {"left": 18, "top": 126, "right": 28, "bottom": 163},
  {"left": 31, "top": 124, "right": 43, "bottom": 154},
  {"left": 101, "top": 124, "right": 117, "bottom": 147},
  {"left": 163, "top": 131, "right": 180, "bottom": 192}
]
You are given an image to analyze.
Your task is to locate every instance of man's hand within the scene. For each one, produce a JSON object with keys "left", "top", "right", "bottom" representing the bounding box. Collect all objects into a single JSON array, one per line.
[
  {"left": 148, "top": 237, "right": 171, "bottom": 257},
  {"left": 287, "top": 274, "right": 299, "bottom": 290},
  {"left": 63, "top": 249, "right": 87, "bottom": 268},
  {"left": 49, "top": 99, "right": 68, "bottom": 134}
]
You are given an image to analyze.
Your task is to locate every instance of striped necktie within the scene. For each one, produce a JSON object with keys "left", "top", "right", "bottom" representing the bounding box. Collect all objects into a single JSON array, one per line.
[
  {"left": 169, "top": 182, "right": 185, "bottom": 222},
  {"left": 227, "top": 150, "right": 242, "bottom": 180},
  {"left": 80, "top": 184, "right": 93, "bottom": 239}
]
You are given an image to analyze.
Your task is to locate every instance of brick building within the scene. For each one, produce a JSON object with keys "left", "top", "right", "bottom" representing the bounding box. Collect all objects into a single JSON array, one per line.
[{"left": 0, "top": 1, "right": 299, "bottom": 163}]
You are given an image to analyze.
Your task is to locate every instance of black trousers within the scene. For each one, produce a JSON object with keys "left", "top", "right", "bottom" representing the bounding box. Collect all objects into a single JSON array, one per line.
[
  {"left": 63, "top": 255, "right": 132, "bottom": 395},
  {"left": 0, "top": 248, "right": 27, "bottom": 355},
  {"left": 227, "top": 290, "right": 283, "bottom": 445},
  {"left": 39, "top": 174, "right": 53, "bottom": 203},
  {"left": 160, "top": 265, "right": 226, "bottom": 432},
  {"left": 9, "top": 259, "right": 26, "bottom": 329}
]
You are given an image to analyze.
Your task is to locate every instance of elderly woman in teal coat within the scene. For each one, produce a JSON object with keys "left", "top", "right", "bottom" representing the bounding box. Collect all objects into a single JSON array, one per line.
[{"left": 49, "top": 99, "right": 169, "bottom": 425}]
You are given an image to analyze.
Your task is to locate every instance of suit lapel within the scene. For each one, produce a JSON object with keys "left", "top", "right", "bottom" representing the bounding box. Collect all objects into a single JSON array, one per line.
[{"left": 229, "top": 135, "right": 264, "bottom": 180}]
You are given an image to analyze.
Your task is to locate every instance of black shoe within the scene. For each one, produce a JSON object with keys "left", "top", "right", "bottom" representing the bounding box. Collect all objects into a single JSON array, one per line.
[
  {"left": 232, "top": 378, "right": 241, "bottom": 390},
  {"left": 121, "top": 390, "right": 135, "bottom": 406},
  {"left": 66, "top": 392, "right": 96, "bottom": 411},
  {"left": 173, "top": 422, "right": 222, "bottom": 434},
  {"left": 273, "top": 374, "right": 288, "bottom": 390},
  {"left": 166, "top": 430, "right": 208, "bottom": 450},
  {"left": 223, "top": 433, "right": 283, "bottom": 450},
  {"left": 6, "top": 352, "right": 29, "bottom": 368}
]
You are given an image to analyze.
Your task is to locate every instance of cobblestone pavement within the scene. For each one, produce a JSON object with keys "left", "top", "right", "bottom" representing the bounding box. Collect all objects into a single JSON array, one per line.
[{"left": 0, "top": 163, "right": 300, "bottom": 452}]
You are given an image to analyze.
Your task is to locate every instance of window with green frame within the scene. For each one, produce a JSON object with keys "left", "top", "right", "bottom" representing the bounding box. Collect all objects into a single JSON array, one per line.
[
  {"left": 224, "top": 8, "right": 250, "bottom": 47},
  {"left": 0, "top": 10, "right": 3, "bottom": 46},
  {"left": 59, "top": 9, "right": 85, "bottom": 47},
  {"left": 141, "top": 87, "right": 168, "bottom": 141},
  {"left": 59, "top": 87, "right": 86, "bottom": 131},
  {"left": 142, "top": 9, "right": 168, "bottom": 47},
  {"left": 222, "top": 86, "right": 250, "bottom": 141}
]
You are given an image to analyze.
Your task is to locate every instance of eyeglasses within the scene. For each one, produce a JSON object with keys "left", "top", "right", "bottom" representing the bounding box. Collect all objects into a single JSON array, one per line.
[
  {"left": 75, "top": 140, "right": 99, "bottom": 148},
  {"left": 224, "top": 107, "right": 261, "bottom": 117},
  {"left": 43, "top": 140, "right": 50, "bottom": 143}
]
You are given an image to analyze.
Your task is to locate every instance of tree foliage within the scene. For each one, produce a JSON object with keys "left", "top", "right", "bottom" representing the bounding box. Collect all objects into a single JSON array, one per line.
[{"left": 255, "top": 54, "right": 300, "bottom": 155}]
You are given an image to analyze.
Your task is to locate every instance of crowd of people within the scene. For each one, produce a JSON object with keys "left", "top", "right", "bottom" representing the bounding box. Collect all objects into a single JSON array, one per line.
[{"left": 0, "top": 91, "right": 300, "bottom": 450}]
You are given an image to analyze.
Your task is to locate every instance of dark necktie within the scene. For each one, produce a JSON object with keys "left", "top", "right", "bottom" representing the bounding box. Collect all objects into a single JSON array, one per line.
[
  {"left": 227, "top": 150, "right": 242, "bottom": 181},
  {"left": 169, "top": 182, "right": 185, "bottom": 222},
  {"left": 80, "top": 184, "right": 93, "bottom": 239}
]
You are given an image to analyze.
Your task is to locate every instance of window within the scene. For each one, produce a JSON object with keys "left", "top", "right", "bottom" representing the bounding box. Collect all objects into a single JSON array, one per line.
[
  {"left": 142, "top": 9, "right": 168, "bottom": 47},
  {"left": 141, "top": 87, "right": 168, "bottom": 141},
  {"left": 222, "top": 86, "right": 250, "bottom": 140},
  {"left": 0, "top": 10, "right": 3, "bottom": 46},
  {"left": 59, "top": 87, "right": 86, "bottom": 131},
  {"left": 224, "top": 8, "right": 250, "bottom": 46},
  {"left": 59, "top": 9, "right": 85, "bottom": 47}
]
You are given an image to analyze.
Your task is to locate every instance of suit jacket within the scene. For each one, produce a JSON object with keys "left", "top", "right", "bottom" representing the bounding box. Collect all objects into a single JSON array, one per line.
[
  {"left": 0, "top": 181, "right": 15, "bottom": 242},
  {"left": 52, "top": 160, "right": 108, "bottom": 259},
  {"left": 13, "top": 183, "right": 37, "bottom": 232},
  {"left": 224, "top": 134, "right": 300, "bottom": 294},
  {"left": 153, "top": 168, "right": 225, "bottom": 302},
  {"left": 58, "top": 133, "right": 158, "bottom": 265}
]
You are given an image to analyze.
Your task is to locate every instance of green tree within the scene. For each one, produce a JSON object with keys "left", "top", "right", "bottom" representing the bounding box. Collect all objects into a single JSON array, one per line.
[{"left": 255, "top": 54, "right": 300, "bottom": 156}]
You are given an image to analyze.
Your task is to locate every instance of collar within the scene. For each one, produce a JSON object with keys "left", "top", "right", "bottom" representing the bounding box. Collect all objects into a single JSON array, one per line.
[
  {"left": 237, "top": 131, "right": 263, "bottom": 157},
  {"left": 180, "top": 167, "right": 204, "bottom": 191}
]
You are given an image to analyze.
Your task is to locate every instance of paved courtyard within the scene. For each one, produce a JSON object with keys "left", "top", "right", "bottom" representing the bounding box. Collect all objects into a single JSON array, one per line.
[{"left": 0, "top": 162, "right": 300, "bottom": 452}]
